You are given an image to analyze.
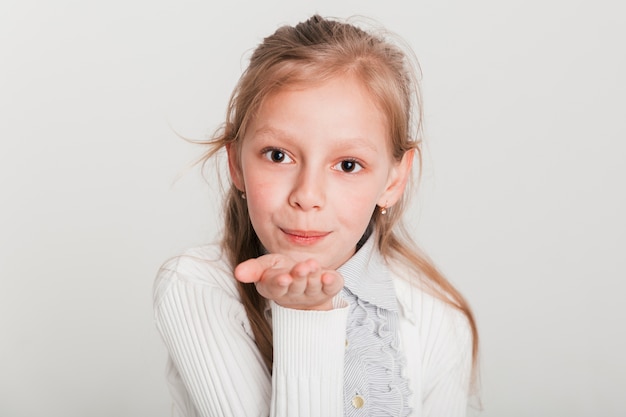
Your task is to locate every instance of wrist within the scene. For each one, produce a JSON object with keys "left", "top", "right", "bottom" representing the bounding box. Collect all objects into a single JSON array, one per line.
[{"left": 276, "top": 299, "right": 334, "bottom": 311}]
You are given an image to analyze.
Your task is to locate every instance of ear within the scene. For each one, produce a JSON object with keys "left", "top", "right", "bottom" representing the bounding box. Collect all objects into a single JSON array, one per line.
[
  {"left": 226, "top": 143, "right": 244, "bottom": 191},
  {"left": 378, "top": 149, "right": 414, "bottom": 208}
]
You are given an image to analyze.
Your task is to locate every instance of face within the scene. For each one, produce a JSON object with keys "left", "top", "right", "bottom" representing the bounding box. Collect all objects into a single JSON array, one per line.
[{"left": 229, "top": 74, "right": 412, "bottom": 269}]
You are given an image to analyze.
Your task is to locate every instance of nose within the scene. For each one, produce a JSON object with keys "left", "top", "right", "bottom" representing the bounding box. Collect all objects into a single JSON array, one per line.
[{"left": 288, "top": 166, "right": 325, "bottom": 211}]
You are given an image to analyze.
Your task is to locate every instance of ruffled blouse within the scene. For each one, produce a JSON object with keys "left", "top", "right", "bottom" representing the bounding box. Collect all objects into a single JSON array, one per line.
[{"left": 338, "top": 236, "right": 413, "bottom": 417}]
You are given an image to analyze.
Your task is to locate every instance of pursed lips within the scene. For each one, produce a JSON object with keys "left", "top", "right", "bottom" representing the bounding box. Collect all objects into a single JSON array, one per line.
[{"left": 280, "top": 228, "right": 331, "bottom": 244}]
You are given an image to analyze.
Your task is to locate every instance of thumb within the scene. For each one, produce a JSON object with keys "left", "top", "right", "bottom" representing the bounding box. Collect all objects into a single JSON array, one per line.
[{"left": 234, "top": 254, "right": 286, "bottom": 283}]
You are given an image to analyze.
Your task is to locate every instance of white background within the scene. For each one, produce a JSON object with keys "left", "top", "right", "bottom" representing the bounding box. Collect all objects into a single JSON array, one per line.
[{"left": 1, "top": 0, "right": 624, "bottom": 416}]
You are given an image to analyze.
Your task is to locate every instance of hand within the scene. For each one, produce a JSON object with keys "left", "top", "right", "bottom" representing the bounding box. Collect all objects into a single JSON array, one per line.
[{"left": 234, "top": 254, "right": 343, "bottom": 311}]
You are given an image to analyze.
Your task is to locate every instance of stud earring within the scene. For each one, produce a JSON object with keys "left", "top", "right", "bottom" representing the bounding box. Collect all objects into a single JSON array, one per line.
[
  {"left": 241, "top": 192, "right": 246, "bottom": 200},
  {"left": 380, "top": 205, "right": 387, "bottom": 215}
]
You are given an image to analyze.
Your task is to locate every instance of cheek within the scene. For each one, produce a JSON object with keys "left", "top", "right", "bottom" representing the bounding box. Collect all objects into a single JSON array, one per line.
[
  {"left": 333, "top": 172, "right": 390, "bottom": 225},
  {"left": 244, "top": 175, "right": 285, "bottom": 217},
  {"left": 337, "top": 174, "right": 387, "bottom": 205},
  {"left": 333, "top": 187, "right": 378, "bottom": 225}
]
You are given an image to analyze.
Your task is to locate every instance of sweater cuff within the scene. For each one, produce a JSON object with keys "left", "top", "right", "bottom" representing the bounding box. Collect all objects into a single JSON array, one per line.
[
  {"left": 271, "top": 297, "right": 348, "bottom": 375},
  {"left": 270, "top": 298, "right": 349, "bottom": 416}
]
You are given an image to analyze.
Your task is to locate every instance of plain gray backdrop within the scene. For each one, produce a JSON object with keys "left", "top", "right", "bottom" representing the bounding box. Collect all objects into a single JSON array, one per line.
[{"left": 1, "top": 0, "right": 624, "bottom": 416}]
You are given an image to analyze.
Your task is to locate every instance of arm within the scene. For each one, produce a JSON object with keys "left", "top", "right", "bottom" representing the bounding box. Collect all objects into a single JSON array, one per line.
[
  {"left": 236, "top": 253, "right": 349, "bottom": 415},
  {"left": 421, "top": 304, "right": 474, "bottom": 417},
  {"left": 154, "top": 254, "right": 348, "bottom": 417},
  {"left": 155, "top": 264, "right": 271, "bottom": 417},
  {"left": 270, "top": 300, "right": 347, "bottom": 416}
]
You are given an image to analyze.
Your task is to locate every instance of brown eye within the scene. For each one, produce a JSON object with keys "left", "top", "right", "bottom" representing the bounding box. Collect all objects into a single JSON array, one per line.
[
  {"left": 271, "top": 150, "right": 284, "bottom": 162},
  {"left": 333, "top": 159, "right": 363, "bottom": 173},
  {"left": 341, "top": 160, "right": 355, "bottom": 172},
  {"left": 263, "top": 148, "right": 293, "bottom": 163}
]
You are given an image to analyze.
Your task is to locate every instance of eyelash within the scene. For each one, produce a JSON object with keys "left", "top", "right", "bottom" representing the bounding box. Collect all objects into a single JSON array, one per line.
[
  {"left": 261, "top": 148, "right": 293, "bottom": 164},
  {"left": 332, "top": 159, "right": 363, "bottom": 173},
  {"left": 261, "top": 147, "right": 364, "bottom": 173}
]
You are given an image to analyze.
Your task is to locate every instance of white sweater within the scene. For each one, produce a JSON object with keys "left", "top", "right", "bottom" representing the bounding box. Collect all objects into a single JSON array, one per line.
[{"left": 153, "top": 240, "right": 473, "bottom": 417}]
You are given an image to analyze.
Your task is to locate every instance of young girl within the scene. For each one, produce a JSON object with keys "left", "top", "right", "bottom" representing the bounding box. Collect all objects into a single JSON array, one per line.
[{"left": 154, "top": 14, "right": 478, "bottom": 417}]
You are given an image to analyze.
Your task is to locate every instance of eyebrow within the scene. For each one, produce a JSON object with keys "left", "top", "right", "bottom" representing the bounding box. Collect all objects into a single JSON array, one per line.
[
  {"left": 250, "top": 126, "right": 290, "bottom": 140},
  {"left": 250, "top": 126, "right": 380, "bottom": 153}
]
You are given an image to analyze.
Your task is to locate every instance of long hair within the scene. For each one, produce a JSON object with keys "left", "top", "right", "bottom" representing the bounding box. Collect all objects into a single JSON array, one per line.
[{"left": 201, "top": 14, "right": 478, "bottom": 377}]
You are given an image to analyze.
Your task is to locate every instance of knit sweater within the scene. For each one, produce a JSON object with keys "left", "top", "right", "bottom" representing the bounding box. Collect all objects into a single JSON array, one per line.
[{"left": 153, "top": 238, "right": 473, "bottom": 417}]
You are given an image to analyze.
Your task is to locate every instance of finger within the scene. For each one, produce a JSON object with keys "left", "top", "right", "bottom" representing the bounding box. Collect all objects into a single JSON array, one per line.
[
  {"left": 259, "top": 267, "right": 292, "bottom": 289},
  {"left": 289, "top": 259, "right": 322, "bottom": 280},
  {"left": 304, "top": 262, "right": 324, "bottom": 296},
  {"left": 284, "top": 265, "right": 309, "bottom": 296},
  {"left": 304, "top": 276, "right": 323, "bottom": 296},
  {"left": 320, "top": 270, "right": 344, "bottom": 296},
  {"left": 234, "top": 254, "right": 286, "bottom": 283},
  {"left": 289, "top": 259, "right": 320, "bottom": 295}
]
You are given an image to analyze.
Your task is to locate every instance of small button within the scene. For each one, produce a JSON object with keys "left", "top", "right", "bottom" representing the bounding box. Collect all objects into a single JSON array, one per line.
[
  {"left": 345, "top": 339, "right": 349, "bottom": 348},
  {"left": 352, "top": 395, "right": 365, "bottom": 409}
]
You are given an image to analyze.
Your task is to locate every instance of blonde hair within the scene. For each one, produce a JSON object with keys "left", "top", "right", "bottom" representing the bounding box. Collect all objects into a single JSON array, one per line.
[{"left": 201, "top": 14, "right": 478, "bottom": 375}]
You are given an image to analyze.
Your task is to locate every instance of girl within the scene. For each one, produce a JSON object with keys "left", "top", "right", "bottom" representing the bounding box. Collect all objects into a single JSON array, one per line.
[{"left": 154, "top": 14, "right": 478, "bottom": 417}]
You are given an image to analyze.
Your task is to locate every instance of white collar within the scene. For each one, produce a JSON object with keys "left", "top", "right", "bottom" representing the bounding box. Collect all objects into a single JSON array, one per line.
[{"left": 338, "top": 235, "right": 399, "bottom": 312}]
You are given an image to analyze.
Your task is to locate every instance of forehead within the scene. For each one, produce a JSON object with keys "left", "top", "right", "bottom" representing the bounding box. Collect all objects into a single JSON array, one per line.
[{"left": 244, "top": 75, "right": 390, "bottom": 148}]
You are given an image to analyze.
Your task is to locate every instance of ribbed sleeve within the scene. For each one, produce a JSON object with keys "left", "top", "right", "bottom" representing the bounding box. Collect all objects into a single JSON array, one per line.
[
  {"left": 154, "top": 264, "right": 271, "bottom": 417},
  {"left": 420, "top": 307, "right": 473, "bottom": 417},
  {"left": 394, "top": 274, "right": 474, "bottom": 417},
  {"left": 153, "top": 248, "right": 350, "bottom": 417},
  {"left": 271, "top": 300, "right": 348, "bottom": 417}
]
